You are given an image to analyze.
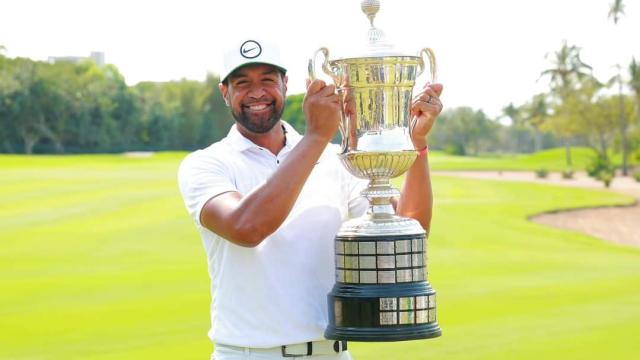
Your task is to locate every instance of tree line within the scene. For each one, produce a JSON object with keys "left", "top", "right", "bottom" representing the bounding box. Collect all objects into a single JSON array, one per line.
[
  {"left": 1, "top": 49, "right": 638, "bottom": 172},
  {"left": 427, "top": 45, "right": 640, "bottom": 182},
  {"left": 0, "top": 0, "right": 638, "bottom": 175},
  {"left": 0, "top": 50, "right": 313, "bottom": 154},
  {"left": 430, "top": 47, "right": 640, "bottom": 164},
  {"left": 430, "top": 1, "right": 640, "bottom": 179}
]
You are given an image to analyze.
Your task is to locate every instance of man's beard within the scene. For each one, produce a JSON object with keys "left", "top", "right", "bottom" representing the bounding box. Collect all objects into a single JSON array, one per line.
[{"left": 232, "top": 102, "right": 284, "bottom": 134}]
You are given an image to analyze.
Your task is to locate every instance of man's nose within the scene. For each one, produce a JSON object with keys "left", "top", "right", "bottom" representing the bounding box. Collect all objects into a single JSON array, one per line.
[{"left": 247, "top": 84, "right": 267, "bottom": 99}]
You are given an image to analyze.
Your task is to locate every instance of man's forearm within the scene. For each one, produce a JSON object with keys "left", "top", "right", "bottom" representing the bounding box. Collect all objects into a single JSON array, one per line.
[
  {"left": 201, "top": 134, "right": 329, "bottom": 247},
  {"left": 236, "top": 135, "right": 327, "bottom": 235},
  {"left": 396, "top": 155, "right": 433, "bottom": 231}
]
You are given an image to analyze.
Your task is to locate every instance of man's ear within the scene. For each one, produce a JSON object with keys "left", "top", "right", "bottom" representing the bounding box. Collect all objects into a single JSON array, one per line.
[
  {"left": 283, "top": 75, "right": 288, "bottom": 94},
  {"left": 219, "top": 83, "right": 230, "bottom": 106}
]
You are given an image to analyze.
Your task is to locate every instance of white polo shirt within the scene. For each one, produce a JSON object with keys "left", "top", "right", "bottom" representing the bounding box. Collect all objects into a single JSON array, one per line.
[{"left": 178, "top": 121, "right": 367, "bottom": 348}]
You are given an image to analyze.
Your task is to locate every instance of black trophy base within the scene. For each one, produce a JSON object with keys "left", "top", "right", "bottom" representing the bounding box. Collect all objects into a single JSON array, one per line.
[
  {"left": 325, "top": 282, "right": 442, "bottom": 342},
  {"left": 325, "top": 322, "right": 442, "bottom": 342}
]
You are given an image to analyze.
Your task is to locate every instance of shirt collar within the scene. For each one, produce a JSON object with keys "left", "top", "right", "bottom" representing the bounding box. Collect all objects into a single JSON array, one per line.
[{"left": 225, "top": 120, "right": 302, "bottom": 153}]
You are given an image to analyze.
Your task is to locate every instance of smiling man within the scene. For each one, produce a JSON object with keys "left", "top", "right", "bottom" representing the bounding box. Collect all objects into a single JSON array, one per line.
[
  {"left": 223, "top": 64, "right": 285, "bottom": 134},
  {"left": 178, "top": 38, "right": 443, "bottom": 360}
]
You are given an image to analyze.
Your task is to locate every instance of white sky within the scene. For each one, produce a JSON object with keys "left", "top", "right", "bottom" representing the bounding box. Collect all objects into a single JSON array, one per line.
[{"left": 1, "top": 0, "right": 639, "bottom": 118}]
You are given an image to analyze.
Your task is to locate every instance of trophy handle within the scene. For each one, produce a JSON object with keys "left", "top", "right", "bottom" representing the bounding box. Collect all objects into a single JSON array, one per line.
[
  {"left": 308, "top": 47, "right": 338, "bottom": 82},
  {"left": 309, "top": 47, "right": 349, "bottom": 153},
  {"left": 417, "top": 48, "right": 437, "bottom": 83},
  {"left": 411, "top": 48, "right": 438, "bottom": 145}
]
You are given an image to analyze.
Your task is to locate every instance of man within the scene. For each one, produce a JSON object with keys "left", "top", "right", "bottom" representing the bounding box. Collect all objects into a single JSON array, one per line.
[{"left": 178, "top": 38, "right": 443, "bottom": 360}]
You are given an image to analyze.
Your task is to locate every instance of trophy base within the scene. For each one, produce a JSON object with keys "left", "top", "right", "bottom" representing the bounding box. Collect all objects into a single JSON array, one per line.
[
  {"left": 325, "top": 159, "right": 441, "bottom": 341},
  {"left": 325, "top": 282, "right": 441, "bottom": 342},
  {"left": 326, "top": 217, "right": 441, "bottom": 342},
  {"left": 325, "top": 322, "right": 441, "bottom": 342}
]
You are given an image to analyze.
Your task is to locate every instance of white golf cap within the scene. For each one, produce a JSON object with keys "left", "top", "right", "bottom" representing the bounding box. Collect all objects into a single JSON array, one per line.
[{"left": 220, "top": 38, "right": 287, "bottom": 83}]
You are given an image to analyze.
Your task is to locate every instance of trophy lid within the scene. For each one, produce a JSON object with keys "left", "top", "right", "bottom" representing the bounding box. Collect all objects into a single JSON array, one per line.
[{"left": 335, "top": 0, "right": 415, "bottom": 60}]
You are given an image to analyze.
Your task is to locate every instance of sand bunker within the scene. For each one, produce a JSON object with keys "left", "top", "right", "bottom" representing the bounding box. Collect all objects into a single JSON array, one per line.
[{"left": 434, "top": 170, "right": 640, "bottom": 247}]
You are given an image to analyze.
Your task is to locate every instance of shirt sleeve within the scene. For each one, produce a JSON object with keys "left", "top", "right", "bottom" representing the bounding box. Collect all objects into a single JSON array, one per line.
[
  {"left": 346, "top": 170, "right": 369, "bottom": 219},
  {"left": 178, "top": 150, "right": 238, "bottom": 227}
]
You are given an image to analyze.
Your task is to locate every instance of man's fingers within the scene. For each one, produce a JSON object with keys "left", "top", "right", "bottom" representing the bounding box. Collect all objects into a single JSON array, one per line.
[
  {"left": 316, "top": 83, "right": 337, "bottom": 97},
  {"left": 414, "top": 85, "right": 443, "bottom": 104},
  {"left": 414, "top": 92, "right": 438, "bottom": 104},
  {"left": 421, "top": 83, "right": 444, "bottom": 97},
  {"left": 306, "top": 80, "right": 339, "bottom": 100},
  {"left": 306, "top": 79, "right": 326, "bottom": 94},
  {"left": 412, "top": 98, "right": 442, "bottom": 115},
  {"left": 431, "top": 83, "right": 444, "bottom": 97},
  {"left": 412, "top": 101, "right": 432, "bottom": 114},
  {"left": 424, "top": 87, "right": 439, "bottom": 98}
]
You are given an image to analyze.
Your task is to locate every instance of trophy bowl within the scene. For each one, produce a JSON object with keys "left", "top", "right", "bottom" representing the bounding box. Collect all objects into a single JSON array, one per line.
[
  {"left": 340, "top": 151, "right": 417, "bottom": 180},
  {"left": 312, "top": 49, "right": 436, "bottom": 154}
]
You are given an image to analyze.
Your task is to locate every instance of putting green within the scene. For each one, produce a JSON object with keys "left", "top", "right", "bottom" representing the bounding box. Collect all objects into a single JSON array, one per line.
[{"left": 1, "top": 153, "right": 638, "bottom": 359}]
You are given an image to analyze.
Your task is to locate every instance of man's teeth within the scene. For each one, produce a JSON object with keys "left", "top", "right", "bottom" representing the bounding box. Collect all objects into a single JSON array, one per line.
[{"left": 249, "top": 104, "right": 268, "bottom": 111}]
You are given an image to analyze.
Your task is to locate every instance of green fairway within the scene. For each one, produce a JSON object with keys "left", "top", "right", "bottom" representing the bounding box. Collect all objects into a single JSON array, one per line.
[
  {"left": 1, "top": 153, "right": 639, "bottom": 359},
  {"left": 429, "top": 147, "right": 600, "bottom": 171}
]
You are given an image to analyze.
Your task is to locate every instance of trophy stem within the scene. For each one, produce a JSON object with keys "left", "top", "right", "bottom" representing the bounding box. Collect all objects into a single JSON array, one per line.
[{"left": 362, "top": 177, "right": 398, "bottom": 219}]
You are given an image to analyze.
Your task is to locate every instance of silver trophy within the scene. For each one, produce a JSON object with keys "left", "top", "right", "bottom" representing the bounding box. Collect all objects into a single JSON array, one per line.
[{"left": 309, "top": 0, "right": 441, "bottom": 341}]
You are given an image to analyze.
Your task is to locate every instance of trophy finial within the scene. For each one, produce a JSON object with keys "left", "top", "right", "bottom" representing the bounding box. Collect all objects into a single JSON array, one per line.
[{"left": 361, "top": 0, "right": 380, "bottom": 27}]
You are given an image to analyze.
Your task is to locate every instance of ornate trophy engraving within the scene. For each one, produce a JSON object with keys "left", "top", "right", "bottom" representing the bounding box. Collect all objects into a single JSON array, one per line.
[{"left": 309, "top": 0, "right": 441, "bottom": 341}]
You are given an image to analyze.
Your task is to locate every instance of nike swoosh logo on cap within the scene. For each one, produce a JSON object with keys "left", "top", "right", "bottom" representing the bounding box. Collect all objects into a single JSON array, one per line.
[{"left": 239, "top": 40, "right": 262, "bottom": 59}]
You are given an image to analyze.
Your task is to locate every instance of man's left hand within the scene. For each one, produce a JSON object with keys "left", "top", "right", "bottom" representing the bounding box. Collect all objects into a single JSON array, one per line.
[{"left": 410, "top": 83, "right": 443, "bottom": 149}]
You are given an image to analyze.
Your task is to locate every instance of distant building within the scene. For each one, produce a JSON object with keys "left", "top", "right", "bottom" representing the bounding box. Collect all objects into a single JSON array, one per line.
[{"left": 48, "top": 51, "right": 105, "bottom": 66}]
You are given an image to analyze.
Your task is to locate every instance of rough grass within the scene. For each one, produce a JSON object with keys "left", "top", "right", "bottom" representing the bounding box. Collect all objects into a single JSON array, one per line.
[
  {"left": 429, "top": 147, "right": 597, "bottom": 171},
  {"left": 1, "top": 153, "right": 639, "bottom": 359}
]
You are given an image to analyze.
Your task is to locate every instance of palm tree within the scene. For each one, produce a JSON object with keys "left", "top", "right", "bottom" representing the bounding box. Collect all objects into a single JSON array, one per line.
[
  {"left": 541, "top": 41, "right": 592, "bottom": 96},
  {"left": 630, "top": 58, "right": 640, "bottom": 144},
  {"left": 526, "top": 93, "right": 550, "bottom": 152},
  {"left": 502, "top": 102, "right": 531, "bottom": 153},
  {"left": 608, "top": 0, "right": 625, "bottom": 24},
  {"left": 578, "top": 76, "right": 612, "bottom": 162},
  {"left": 630, "top": 60, "right": 640, "bottom": 177},
  {"left": 501, "top": 103, "right": 522, "bottom": 126},
  {"left": 609, "top": 65, "right": 631, "bottom": 175},
  {"left": 608, "top": 1, "right": 629, "bottom": 174},
  {"left": 540, "top": 41, "right": 592, "bottom": 168},
  {"left": 630, "top": 58, "right": 640, "bottom": 100}
]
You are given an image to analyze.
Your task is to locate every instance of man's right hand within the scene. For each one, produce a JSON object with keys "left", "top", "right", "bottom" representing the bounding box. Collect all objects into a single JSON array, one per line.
[{"left": 303, "top": 79, "right": 341, "bottom": 143}]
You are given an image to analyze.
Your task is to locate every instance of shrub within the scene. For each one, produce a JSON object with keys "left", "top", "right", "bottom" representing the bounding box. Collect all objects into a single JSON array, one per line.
[
  {"left": 587, "top": 155, "right": 614, "bottom": 178},
  {"left": 535, "top": 168, "right": 548, "bottom": 178},
  {"left": 562, "top": 169, "right": 574, "bottom": 179},
  {"left": 444, "top": 143, "right": 466, "bottom": 156},
  {"left": 633, "top": 170, "right": 640, "bottom": 183},
  {"left": 598, "top": 172, "right": 614, "bottom": 188},
  {"left": 587, "top": 156, "right": 616, "bottom": 188}
]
